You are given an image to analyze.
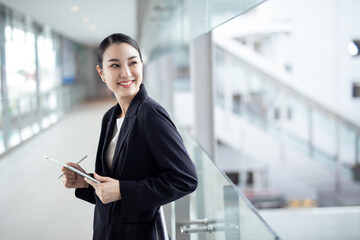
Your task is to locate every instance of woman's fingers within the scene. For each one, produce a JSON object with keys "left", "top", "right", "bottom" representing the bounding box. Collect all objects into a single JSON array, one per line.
[
  {"left": 62, "top": 174, "right": 76, "bottom": 188},
  {"left": 84, "top": 177, "right": 98, "bottom": 188},
  {"left": 66, "top": 162, "right": 86, "bottom": 173},
  {"left": 84, "top": 174, "right": 121, "bottom": 204},
  {"left": 60, "top": 162, "right": 89, "bottom": 189},
  {"left": 93, "top": 173, "right": 109, "bottom": 182},
  {"left": 65, "top": 172, "right": 76, "bottom": 178}
]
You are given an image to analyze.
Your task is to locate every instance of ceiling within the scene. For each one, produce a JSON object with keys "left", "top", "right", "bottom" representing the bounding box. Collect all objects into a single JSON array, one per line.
[{"left": 0, "top": 0, "right": 137, "bottom": 47}]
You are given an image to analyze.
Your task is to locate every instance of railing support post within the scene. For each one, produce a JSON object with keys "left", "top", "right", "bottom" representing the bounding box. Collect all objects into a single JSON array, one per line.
[{"left": 190, "top": 31, "right": 216, "bottom": 159}]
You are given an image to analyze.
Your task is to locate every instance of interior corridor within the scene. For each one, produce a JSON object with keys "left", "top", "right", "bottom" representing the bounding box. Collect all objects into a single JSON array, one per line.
[{"left": 0, "top": 99, "right": 116, "bottom": 240}]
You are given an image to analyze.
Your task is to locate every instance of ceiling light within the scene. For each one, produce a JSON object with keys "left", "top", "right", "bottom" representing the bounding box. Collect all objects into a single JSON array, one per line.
[
  {"left": 348, "top": 41, "right": 359, "bottom": 56},
  {"left": 70, "top": 5, "right": 79, "bottom": 12},
  {"left": 82, "top": 17, "right": 90, "bottom": 23}
]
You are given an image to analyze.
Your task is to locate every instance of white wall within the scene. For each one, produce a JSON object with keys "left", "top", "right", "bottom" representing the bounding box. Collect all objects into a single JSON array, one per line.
[{"left": 337, "top": 0, "right": 360, "bottom": 125}]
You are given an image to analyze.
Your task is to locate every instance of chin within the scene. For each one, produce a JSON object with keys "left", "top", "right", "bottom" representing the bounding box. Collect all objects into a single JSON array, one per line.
[{"left": 118, "top": 84, "right": 140, "bottom": 98}]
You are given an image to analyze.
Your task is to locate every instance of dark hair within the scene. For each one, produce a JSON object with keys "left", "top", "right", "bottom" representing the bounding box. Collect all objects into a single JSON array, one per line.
[{"left": 97, "top": 33, "right": 143, "bottom": 69}]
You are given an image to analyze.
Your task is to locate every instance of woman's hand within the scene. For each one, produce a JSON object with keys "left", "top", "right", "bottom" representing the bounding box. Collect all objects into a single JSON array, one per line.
[
  {"left": 62, "top": 162, "right": 89, "bottom": 189},
  {"left": 84, "top": 173, "right": 122, "bottom": 204}
]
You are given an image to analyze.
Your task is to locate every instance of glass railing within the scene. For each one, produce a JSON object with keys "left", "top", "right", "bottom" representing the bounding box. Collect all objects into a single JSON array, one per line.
[
  {"left": 138, "top": 0, "right": 266, "bottom": 60},
  {"left": 213, "top": 44, "right": 360, "bottom": 184},
  {"left": 175, "top": 129, "right": 280, "bottom": 240},
  {"left": 0, "top": 85, "right": 87, "bottom": 156}
]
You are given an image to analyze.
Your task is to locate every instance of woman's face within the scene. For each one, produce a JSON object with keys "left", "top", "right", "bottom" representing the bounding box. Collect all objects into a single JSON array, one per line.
[{"left": 97, "top": 43, "right": 143, "bottom": 101}]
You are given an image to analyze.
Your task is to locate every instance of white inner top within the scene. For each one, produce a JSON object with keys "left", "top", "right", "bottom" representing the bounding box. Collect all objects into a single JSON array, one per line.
[{"left": 106, "top": 117, "right": 124, "bottom": 168}]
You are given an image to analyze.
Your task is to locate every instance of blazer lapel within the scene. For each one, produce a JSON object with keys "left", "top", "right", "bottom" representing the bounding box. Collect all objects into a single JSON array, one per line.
[
  {"left": 110, "top": 84, "right": 148, "bottom": 176},
  {"left": 102, "top": 104, "right": 121, "bottom": 175}
]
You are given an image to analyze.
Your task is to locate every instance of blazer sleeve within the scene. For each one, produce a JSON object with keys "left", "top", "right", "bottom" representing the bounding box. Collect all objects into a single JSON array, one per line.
[
  {"left": 120, "top": 104, "right": 198, "bottom": 216},
  {"left": 75, "top": 183, "right": 96, "bottom": 204}
]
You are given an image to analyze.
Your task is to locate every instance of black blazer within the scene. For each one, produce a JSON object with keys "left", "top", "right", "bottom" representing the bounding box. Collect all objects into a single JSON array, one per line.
[{"left": 75, "top": 84, "right": 198, "bottom": 240}]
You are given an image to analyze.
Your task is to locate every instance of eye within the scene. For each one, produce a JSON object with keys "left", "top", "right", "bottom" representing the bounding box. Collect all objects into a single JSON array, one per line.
[
  {"left": 129, "top": 61, "right": 138, "bottom": 66},
  {"left": 110, "top": 64, "right": 119, "bottom": 68}
]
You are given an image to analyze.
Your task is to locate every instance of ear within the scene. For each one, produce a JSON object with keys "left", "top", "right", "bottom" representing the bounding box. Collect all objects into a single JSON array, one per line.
[{"left": 96, "top": 65, "right": 106, "bottom": 83}]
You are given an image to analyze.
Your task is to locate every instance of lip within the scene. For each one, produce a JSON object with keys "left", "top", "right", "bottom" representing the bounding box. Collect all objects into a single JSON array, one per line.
[{"left": 117, "top": 80, "right": 135, "bottom": 88}]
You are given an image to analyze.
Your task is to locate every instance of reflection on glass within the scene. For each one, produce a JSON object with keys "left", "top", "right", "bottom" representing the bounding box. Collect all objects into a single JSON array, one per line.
[
  {"left": 173, "top": 46, "right": 191, "bottom": 92},
  {"left": 182, "top": 130, "right": 279, "bottom": 239},
  {"left": 139, "top": 0, "right": 266, "bottom": 60},
  {"left": 213, "top": 34, "right": 360, "bottom": 186},
  {"left": 212, "top": 0, "right": 360, "bottom": 211}
]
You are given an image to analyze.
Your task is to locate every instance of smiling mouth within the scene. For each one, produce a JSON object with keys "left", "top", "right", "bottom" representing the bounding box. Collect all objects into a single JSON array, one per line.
[{"left": 117, "top": 80, "right": 135, "bottom": 87}]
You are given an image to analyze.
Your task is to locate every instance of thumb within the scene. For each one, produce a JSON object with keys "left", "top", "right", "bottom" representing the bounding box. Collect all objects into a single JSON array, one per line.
[
  {"left": 94, "top": 173, "right": 108, "bottom": 182},
  {"left": 84, "top": 177, "right": 96, "bottom": 188}
]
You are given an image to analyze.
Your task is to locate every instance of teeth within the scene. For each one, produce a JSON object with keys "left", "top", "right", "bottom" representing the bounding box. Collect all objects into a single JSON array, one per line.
[{"left": 119, "top": 81, "right": 133, "bottom": 86}]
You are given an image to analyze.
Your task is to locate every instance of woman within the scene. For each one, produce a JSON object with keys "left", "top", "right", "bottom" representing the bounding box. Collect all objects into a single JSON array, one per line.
[{"left": 61, "top": 33, "right": 198, "bottom": 240}]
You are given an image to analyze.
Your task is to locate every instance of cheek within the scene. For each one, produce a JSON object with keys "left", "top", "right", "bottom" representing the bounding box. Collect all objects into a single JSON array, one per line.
[
  {"left": 103, "top": 69, "right": 117, "bottom": 79},
  {"left": 135, "top": 67, "right": 143, "bottom": 79}
]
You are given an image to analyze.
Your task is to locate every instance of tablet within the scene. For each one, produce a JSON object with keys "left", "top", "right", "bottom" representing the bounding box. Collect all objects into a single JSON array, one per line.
[{"left": 44, "top": 155, "right": 101, "bottom": 183}]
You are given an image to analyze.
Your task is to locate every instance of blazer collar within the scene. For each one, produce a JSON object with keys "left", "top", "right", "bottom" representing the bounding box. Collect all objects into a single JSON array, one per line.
[{"left": 123, "top": 83, "right": 148, "bottom": 118}]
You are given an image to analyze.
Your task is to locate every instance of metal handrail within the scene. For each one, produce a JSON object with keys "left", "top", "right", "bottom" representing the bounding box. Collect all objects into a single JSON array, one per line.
[{"left": 155, "top": 206, "right": 170, "bottom": 240}]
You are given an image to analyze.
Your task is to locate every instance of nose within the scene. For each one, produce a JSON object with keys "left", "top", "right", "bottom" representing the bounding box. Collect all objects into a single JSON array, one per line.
[{"left": 120, "top": 65, "right": 132, "bottom": 78}]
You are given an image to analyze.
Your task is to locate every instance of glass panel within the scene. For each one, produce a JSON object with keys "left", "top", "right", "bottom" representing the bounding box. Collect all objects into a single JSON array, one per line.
[
  {"left": 0, "top": 100, "right": 4, "bottom": 154},
  {"left": 19, "top": 95, "right": 35, "bottom": 141},
  {"left": 38, "top": 33, "right": 57, "bottom": 91},
  {"left": 340, "top": 124, "right": 356, "bottom": 177},
  {"left": 285, "top": 95, "right": 310, "bottom": 152},
  {"left": 312, "top": 108, "right": 336, "bottom": 159},
  {"left": 287, "top": 96, "right": 308, "bottom": 141},
  {"left": 172, "top": 46, "right": 193, "bottom": 129},
  {"left": 211, "top": 0, "right": 360, "bottom": 213},
  {"left": 182, "top": 130, "right": 279, "bottom": 239},
  {"left": 214, "top": 47, "right": 227, "bottom": 108},
  {"left": 246, "top": 72, "right": 268, "bottom": 128},
  {"left": 209, "top": 0, "right": 266, "bottom": 29},
  {"left": 8, "top": 98, "right": 21, "bottom": 147},
  {"left": 0, "top": 4, "right": 89, "bottom": 156},
  {"left": 62, "top": 39, "right": 76, "bottom": 84},
  {"left": 354, "top": 133, "right": 360, "bottom": 181},
  {"left": 232, "top": 74, "right": 242, "bottom": 116},
  {"left": 5, "top": 26, "right": 36, "bottom": 97},
  {"left": 357, "top": 133, "right": 360, "bottom": 164},
  {"left": 139, "top": 0, "right": 266, "bottom": 59},
  {"left": 173, "top": 46, "right": 191, "bottom": 92}
]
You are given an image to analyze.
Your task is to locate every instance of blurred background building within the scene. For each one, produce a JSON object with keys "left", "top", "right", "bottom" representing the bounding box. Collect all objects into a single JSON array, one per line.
[{"left": 0, "top": 0, "right": 359, "bottom": 239}]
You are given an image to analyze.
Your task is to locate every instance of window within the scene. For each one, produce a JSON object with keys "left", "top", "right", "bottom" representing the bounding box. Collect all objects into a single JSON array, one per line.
[
  {"left": 38, "top": 34, "right": 57, "bottom": 91},
  {"left": 5, "top": 26, "right": 36, "bottom": 97}
]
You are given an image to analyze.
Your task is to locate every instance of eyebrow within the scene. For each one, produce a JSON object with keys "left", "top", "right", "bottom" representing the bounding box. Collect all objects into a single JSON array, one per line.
[{"left": 107, "top": 56, "right": 139, "bottom": 62}]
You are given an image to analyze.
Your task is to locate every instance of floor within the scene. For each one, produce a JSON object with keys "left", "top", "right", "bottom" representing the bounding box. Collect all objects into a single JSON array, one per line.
[{"left": 0, "top": 99, "right": 116, "bottom": 240}]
